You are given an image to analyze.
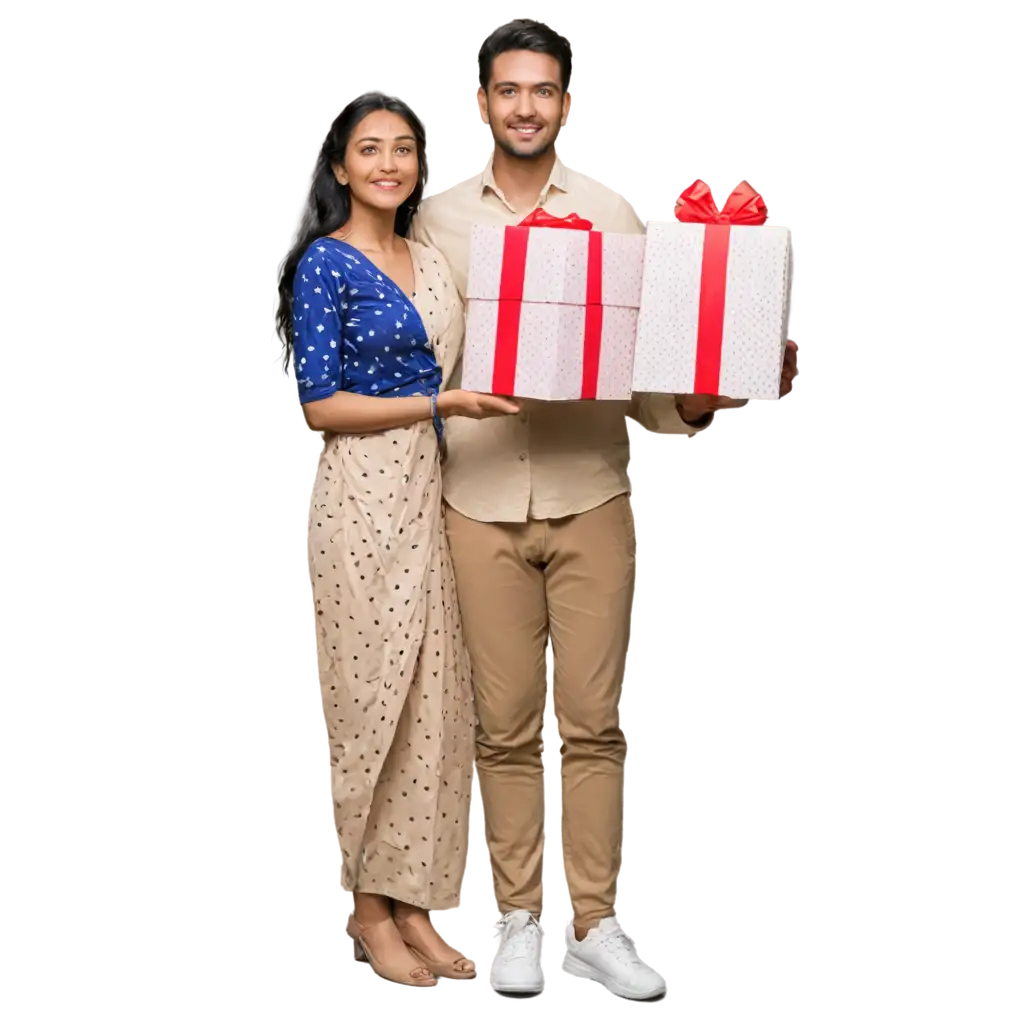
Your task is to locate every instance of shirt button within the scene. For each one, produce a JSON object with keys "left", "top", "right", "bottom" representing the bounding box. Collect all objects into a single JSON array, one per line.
[
  {"left": 519, "top": 412, "right": 528, "bottom": 423},
  {"left": 518, "top": 453, "right": 527, "bottom": 462}
]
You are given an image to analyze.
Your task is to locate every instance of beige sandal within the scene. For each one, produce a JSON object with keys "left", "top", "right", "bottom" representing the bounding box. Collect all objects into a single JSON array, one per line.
[
  {"left": 395, "top": 914, "right": 477, "bottom": 980},
  {"left": 347, "top": 915, "right": 437, "bottom": 987}
]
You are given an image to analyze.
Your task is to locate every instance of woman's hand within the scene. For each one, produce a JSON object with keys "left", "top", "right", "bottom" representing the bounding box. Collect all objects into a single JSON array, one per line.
[{"left": 437, "top": 390, "right": 520, "bottom": 420}]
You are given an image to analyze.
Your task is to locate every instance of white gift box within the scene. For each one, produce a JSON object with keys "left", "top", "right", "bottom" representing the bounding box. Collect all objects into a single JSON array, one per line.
[
  {"left": 463, "top": 222, "right": 646, "bottom": 400},
  {"left": 631, "top": 221, "right": 792, "bottom": 400}
]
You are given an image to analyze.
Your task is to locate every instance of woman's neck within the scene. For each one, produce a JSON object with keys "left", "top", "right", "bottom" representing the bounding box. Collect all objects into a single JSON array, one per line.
[{"left": 334, "top": 202, "right": 400, "bottom": 253}]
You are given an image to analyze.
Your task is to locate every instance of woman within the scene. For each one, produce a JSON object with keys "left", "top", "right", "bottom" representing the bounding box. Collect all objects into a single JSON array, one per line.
[{"left": 276, "top": 94, "right": 518, "bottom": 987}]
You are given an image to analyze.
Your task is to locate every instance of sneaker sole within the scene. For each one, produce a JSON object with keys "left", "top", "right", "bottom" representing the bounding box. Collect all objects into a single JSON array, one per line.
[
  {"left": 485, "top": 950, "right": 544, "bottom": 991},
  {"left": 562, "top": 952, "right": 666, "bottom": 1000},
  {"left": 490, "top": 979, "right": 544, "bottom": 995}
]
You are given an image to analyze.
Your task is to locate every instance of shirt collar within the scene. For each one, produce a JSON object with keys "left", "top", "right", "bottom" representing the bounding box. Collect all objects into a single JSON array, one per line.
[{"left": 480, "top": 154, "right": 569, "bottom": 210}]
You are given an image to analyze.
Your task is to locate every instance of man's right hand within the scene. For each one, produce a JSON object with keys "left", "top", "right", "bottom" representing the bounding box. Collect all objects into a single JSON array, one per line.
[{"left": 436, "top": 390, "right": 521, "bottom": 420}]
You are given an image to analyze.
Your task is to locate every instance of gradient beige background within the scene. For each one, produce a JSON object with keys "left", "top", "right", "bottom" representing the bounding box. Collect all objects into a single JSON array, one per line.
[{"left": 2, "top": 4, "right": 1024, "bottom": 1019}]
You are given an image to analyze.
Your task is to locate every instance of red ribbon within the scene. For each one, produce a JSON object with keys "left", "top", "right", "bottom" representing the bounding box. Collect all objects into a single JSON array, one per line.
[
  {"left": 674, "top": 181, "right": 768, "bottom": 394},
  {"left": 492, "top": 211, "right": 603, "bottom": 398},
  {"left": 674, "top": 180, "right": 767, "bottom": 226},
  {"left": 517, "top": 208, "right": 594, "bottom": 231}
]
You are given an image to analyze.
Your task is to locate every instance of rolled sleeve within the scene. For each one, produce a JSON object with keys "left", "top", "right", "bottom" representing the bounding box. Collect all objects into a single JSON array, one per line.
[{"left": 634, "top": 393, "right": 708, "bottom": 438}]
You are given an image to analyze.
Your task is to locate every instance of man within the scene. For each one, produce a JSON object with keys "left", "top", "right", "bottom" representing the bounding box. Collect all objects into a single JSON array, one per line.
[{"left": 411, "top": 18, "right": 799, "bottom": 1001}]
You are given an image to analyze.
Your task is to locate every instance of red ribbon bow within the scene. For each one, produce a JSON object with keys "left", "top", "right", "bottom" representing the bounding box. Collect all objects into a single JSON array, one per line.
[
  {"left": 674, "top": 180, "right": 767, "bottom": 225},
  {"left": 518, "top": 208, "right": 594, "bottom": 231}
]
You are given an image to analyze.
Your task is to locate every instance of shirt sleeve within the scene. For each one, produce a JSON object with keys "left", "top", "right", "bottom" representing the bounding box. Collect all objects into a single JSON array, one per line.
[
  {"left": 292, "top": 249, "right": 345, "bottom": 404},
  {"left": 610, "top": 195, "right": 645, "bottom": 236},
  {"left": 634, "top": 393, "right": 708, "bottom": 438}
]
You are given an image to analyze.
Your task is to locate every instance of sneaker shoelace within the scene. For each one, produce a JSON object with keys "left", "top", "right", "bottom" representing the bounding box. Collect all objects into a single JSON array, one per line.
[
  {"left": 494, "top": 913, "right": 542, "bottom": 962},
  {"left": 594, "top": 926, "right": 644, "bottom": 967}
]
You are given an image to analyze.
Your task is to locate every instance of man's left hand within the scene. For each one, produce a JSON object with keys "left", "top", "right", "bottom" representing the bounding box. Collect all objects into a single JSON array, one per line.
[
  {"left": 676, "top": 339, "right": 800, "bottom": 424},
  {"left": 675, "top": 393, "right": 748, "bottom": 425},
  {"left": 780, "top": 340, "right": 799, "bottom": 397}
]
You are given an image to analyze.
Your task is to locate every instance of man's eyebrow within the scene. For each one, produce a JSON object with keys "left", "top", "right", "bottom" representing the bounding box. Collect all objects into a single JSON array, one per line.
[{"left": 492, "top": 80, "right": 561, "bottom": 91}]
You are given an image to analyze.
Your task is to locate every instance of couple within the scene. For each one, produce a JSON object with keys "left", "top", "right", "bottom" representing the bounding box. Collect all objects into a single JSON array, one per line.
[{"left": 276, "top": 18, "right": 800, "bottom": 1000}]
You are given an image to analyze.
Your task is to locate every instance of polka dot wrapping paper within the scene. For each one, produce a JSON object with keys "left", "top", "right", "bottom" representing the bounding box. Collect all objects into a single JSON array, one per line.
[
  {"left": 632, "top": 220, "right": 793, "bottom": 400},
  {"left": 463, "top": 222, "right": 645, "bottom": 401}
]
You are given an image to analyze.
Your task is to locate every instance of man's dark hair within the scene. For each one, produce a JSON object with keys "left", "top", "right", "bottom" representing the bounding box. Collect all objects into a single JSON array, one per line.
[{"left": 478, "top": 19, "right": 573, "bottom": 92}]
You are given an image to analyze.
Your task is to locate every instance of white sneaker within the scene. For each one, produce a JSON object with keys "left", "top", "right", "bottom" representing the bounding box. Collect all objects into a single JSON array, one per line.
[
  {"left": 562, "top": 917, "right": 666, "bottom": 1000},
  {"left": 490, "top": 910, "right": 544, "bottom": 994}
]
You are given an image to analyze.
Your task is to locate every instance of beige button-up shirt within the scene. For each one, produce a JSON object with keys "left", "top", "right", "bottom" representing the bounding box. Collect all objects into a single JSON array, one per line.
[{"left": 410, "top": 156, "right": 707, "bottom": 523}]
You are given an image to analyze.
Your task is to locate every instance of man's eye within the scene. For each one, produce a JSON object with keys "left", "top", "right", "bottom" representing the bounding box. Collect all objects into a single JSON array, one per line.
[
  {"left": 501, "top": 88, "right": 515, "bottom": 96},
  {"left": 538, "top": 88, "right": 550, "bottom": 97}
]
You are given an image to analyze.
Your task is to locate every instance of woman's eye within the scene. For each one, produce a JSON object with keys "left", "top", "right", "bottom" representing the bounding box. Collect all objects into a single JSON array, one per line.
[
  {"left": 396, "top": 146, "right": 411, "bottom": 155},
  {"left": 361, "top": 146, "right": 376, "bottom": 155}
]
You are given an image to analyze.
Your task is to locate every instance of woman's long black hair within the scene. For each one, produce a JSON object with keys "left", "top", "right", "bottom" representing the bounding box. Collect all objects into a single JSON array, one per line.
[{"left": 276, "top": 92, "right": 428, "bottom": 369}]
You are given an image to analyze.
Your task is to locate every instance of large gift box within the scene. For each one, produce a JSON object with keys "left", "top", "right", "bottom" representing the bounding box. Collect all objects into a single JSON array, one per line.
[
  {"left": 463, "top": 210, "right": 646, "bottom": 400},
  {"left": 631, "top": 181, "right": 793, "bottom": 400}
]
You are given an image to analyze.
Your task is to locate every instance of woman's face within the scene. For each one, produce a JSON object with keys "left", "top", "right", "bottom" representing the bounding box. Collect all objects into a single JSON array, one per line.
[{"left": 335, "top": 110, "right": 419, "bottom": 214}]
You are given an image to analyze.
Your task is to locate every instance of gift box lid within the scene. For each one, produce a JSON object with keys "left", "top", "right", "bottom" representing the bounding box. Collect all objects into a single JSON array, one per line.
[{"left": 466, "top": 223, "right": 645, "bottom": 309}]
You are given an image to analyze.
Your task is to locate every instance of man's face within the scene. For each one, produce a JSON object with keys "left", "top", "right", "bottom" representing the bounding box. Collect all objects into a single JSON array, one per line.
[{"left": 478, "top": 50, "right": 570, "bottom": 160}]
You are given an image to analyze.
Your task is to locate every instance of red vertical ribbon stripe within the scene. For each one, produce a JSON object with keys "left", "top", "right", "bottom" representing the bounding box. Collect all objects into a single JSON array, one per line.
[
  {"left": 492, "top": 226, "right": 529, "bottom": 394},
  {"left": 491, "top": 213, "right": 605, "bottom": 399},
  {"left": 693, "top": 224, "right": 731, "bottom": 394},
  {"left": 581, "top": 231, "right": 604, "bottom": 400}
]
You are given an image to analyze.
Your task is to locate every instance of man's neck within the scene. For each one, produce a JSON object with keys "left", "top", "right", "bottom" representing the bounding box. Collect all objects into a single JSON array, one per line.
[{"left": 491, "top": 146, "right": 558, "bottom": 214}]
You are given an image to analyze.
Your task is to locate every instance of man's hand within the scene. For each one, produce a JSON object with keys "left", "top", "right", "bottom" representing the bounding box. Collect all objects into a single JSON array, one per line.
[
  {"left": 676, "top": 339, "right": 800, "bottom": 423},
  {"left": 675, "top": 391, "right": 716, "bottom": 423},
  {"left": 675, "top": 393, "right": 748, "bottom": 425},
  {"left": 780, "top": 339, "right": 799, "bottom": 396}
]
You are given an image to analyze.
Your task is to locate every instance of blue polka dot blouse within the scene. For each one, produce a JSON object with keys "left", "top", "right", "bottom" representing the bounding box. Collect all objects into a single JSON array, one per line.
[{"left": 292, "top": 238, "right": 442, "bottom": 404}]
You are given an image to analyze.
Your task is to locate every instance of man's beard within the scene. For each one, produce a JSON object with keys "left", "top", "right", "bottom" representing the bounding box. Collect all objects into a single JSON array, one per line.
[{"left": 493, "top": 129, "right": 556, "bottom": 161}]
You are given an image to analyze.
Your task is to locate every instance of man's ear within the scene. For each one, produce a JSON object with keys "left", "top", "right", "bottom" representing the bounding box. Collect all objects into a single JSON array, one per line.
[
  {"left": 561, "top": 91, "right": 572, "bottom": 127},
  {"left": 471, "top": 86, "right": 487, "bottom": 129}
]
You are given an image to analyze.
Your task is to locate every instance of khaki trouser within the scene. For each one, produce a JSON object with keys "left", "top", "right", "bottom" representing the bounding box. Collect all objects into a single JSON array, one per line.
[{"left": 445, "top": 495, "right": 635, "bottom": 930}]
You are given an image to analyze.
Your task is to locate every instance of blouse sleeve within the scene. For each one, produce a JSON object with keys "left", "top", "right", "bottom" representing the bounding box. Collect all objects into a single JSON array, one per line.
[{"left": 292, "top": 248, "right": 345, "bottom": 404}]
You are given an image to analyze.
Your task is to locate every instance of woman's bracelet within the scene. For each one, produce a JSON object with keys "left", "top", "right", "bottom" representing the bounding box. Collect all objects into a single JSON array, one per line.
[{"left": 430, "top": 392, "right": 444, "bottom": 444}]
